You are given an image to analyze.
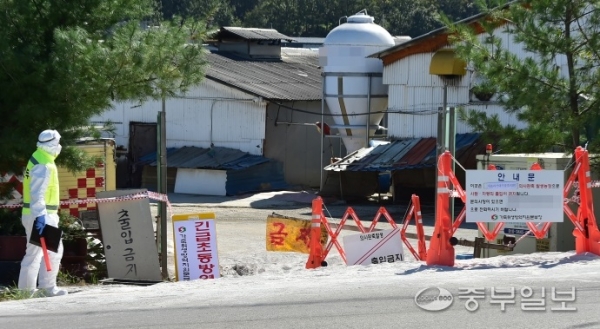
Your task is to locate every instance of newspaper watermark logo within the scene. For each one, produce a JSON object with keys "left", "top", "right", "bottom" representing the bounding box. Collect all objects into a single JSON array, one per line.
[
  {"left": 458, "top": 287, "right": 577, "bottom": 312},
  {"left": 414, "top": 287, "right": 454, "bottom": 311},
  {"left": 415, "top": 286, "right": 577, "bottom": 312}
]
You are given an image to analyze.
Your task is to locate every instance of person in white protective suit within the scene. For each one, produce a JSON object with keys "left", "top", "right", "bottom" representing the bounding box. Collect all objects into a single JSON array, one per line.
[{"left": 18, "top": 129, "right": 68, "bottom": 297}]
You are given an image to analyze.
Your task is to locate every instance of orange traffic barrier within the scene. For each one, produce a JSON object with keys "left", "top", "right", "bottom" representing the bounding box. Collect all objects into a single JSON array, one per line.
[
  {"left": 564, "top": 147, "right": 600, "bottom": 256},
  {"left": 305, "top": 195, "right": 426, "bottom": 269},
  {"left": 426, "top": 151, "right": 456, "bottom": 266},
  {"left": 420, "top": 144, "right": 600, "bottom": 268},
  {"left": 523, "top": 162, "right": 553, "bottom": 239},
  {"left": 401, "top": 194, "right": 427, "bottom": 261}
]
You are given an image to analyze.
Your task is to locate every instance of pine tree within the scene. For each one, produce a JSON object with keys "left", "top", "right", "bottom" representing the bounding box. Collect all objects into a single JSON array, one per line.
[
  {"left": 448, "top": 0, "right": 600, "bottom": 154},
  {"left": 0, "top": 0, "right": 209, "bottom": 171}
]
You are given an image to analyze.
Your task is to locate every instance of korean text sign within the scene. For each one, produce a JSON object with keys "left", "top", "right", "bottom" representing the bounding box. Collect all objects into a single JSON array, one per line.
[
  {"left": 97, "top": 189, "right": 162, "bottom": 282},
  {"left": 172, "top": 213, "right": 220, "bottom": 281},
  {"left": 265, "top": 214, "right": 328, "bottom": 253},
  {"left": 343, "top": 228, "right": 404, "bottom": 266},
  {"left": 465, "top": 170, "right": 563, "bottom": 222}
]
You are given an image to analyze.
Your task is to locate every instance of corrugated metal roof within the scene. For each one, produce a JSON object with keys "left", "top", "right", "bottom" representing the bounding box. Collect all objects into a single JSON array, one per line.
[
  {"left": 140, "top": 146, "right": 269, "bottom": 170},
  {"left": 395, "top": 138, "right": 437, "bottom": 167},
  {"left": 220, "top": 27, "right": 294, "bottom": 41},
  {"left": 325, "top": 147, "right": 374, "bottom": 172},
  {"left": 206, "top": 49, "right": 322, "bottom": 101},
  {"left": 324, "top": 133, "right": 481, "bottom": 172}
]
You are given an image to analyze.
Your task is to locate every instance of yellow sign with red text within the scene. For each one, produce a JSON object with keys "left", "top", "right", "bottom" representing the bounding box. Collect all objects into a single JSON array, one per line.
[{"left": 266, "top": 214, "right": 327, "bottom": 253}]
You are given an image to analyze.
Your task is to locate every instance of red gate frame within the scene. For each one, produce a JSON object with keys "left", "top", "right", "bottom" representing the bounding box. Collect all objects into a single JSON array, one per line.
[
  {"left": 426, "top": 146, "right": 600, "bottom": 267},
  {"left": 306, "top": 194, "right": 426, "bottom": 269}
]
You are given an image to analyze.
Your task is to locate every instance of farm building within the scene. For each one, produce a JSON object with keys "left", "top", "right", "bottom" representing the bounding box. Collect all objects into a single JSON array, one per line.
[
  {"left": 323, "top": 10, "right": 546, "bottom": 201},
  {"left": 90, "top": 27, "right": 343, "bottom": 196}
]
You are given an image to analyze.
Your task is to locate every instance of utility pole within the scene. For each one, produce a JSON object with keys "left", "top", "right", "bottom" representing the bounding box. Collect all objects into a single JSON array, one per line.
[
  {"left": 435, "top": 83, "right": 448, "bottom": 226},
  {"left": 448, "top": 106, "right": 456, "bottom": 223},
  {"left": 157, "top": 96, "right": 168, "bottom": 280}
]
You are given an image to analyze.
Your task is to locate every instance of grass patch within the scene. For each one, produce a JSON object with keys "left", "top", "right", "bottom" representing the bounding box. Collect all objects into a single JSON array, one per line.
[
  {"left": 57, "top": 270, "right": 85, "bottom": 286},
  {"left": 1, "top": 269, "right": 99, "bottom": 302},
  {"left": 0, "top": 286, "right": 34, "bottom": 301}
]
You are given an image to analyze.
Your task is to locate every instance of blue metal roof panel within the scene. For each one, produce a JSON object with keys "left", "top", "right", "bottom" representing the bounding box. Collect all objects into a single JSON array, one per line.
[
  {"left": 143, "top": 146, "right": 269, "bottom": 170},
  {"left": 225, "top": 160, "right": 288, "bottom": 195},
  {"left": 421, "top": 132, "right": 481, "bottom": 163}
]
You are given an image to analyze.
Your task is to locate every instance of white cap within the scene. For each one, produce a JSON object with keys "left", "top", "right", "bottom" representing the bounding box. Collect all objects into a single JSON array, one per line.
[{"left": 37, "top": 130, "right": 61, "bottom": 146}]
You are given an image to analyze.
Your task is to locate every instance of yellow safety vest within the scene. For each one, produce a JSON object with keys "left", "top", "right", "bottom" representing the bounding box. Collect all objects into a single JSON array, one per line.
[{"left": 22, "top": 148, "right": 59, "bottom": 215}]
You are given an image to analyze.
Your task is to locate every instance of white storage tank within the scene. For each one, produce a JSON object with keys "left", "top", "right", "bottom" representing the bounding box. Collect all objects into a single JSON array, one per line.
[{"left": 319, "top": 10, "right": 395, "bottom": 154}]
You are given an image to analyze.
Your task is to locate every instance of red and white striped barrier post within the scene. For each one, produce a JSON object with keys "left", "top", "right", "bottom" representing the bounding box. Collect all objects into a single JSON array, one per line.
[
  {"left": 426, "top": 151, "right": 455, "bottom": 266},
  {"left": 305, "top": 197, "right": 325, "bottom": 269}
]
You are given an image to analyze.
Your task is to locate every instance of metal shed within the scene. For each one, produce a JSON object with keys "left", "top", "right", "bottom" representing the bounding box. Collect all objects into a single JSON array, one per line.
[{"left": 139, "top": 146, "right": 287, "bottom": 196}]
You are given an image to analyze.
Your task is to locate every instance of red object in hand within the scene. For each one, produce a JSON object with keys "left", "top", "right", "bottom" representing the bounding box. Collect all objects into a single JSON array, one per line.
[{"left": 40, "top": 237, "right": 52, "bottom": 272}]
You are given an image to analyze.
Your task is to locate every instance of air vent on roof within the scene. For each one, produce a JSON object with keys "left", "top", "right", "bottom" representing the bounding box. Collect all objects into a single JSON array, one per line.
[{"left": 216, "top": 27, "right": 295, "bottom": 60}]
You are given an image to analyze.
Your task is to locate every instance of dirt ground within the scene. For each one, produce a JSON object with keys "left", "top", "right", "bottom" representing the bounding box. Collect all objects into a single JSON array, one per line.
[{"left": 148, "top": 200, "right": 480, "bottom": 279}]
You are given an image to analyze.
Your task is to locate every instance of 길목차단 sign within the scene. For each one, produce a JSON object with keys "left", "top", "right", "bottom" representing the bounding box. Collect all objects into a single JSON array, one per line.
[
  {"left": 343, "top": 228, "right": 404, "bottom": 266},
  {"left": 465, "top": 170, "right": 563, "bottom": 223},
  {"left": 172, "top": 213, "right": 220, "bottom": 281}
]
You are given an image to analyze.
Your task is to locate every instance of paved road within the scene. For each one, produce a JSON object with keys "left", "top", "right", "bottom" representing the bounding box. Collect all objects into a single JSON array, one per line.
[{"left": 2, "top": 273, "right": 599, "bottom": 329}]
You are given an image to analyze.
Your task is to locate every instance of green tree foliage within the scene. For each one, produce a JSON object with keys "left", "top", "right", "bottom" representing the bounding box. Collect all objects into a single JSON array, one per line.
[
  {"left": 446, "top": 0, "right": 600, "bottom": 153},
  {"left": 242, "top": 0, "right": 480, "bottom": 37},
  {"left": 160, "top": 0, "right": 240, "bottom": 29},
  {"left": 0, "top": 0, "right": 209, "bottom": 172}
]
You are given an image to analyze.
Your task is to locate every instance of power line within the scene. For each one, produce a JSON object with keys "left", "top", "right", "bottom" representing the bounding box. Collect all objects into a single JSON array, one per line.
[{"left": 271, "top": 100, "right": 490, "bottom": 117}]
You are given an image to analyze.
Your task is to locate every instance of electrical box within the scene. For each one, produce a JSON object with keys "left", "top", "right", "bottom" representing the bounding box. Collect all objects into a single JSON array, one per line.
[{"left": 474, "top": 153, "right": 579, "bottom": 257}]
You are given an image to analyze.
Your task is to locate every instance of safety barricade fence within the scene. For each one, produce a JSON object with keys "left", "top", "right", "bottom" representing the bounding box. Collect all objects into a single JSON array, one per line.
[
  {"left": 306, "top": 194, "right": 427, "bottom": 269},
  {"left": 427, "top": 145, "right": 600, "bottom": 267}
]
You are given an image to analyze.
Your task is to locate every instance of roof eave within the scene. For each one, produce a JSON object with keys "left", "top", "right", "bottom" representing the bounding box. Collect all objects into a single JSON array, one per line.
[{"left": 370, "top": 2, "right": 514, "bottom": 66}]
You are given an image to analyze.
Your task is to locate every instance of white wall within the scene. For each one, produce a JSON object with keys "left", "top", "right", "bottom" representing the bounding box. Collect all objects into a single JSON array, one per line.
[
  {"left": 382, "top": 23, "right": 565, "bottom": 139},
  {"left": 90, "top": 79, "right": 266, "bottom": 155},
  {"left": 174, "top": 168, "right": 227, "bottom": 196}
]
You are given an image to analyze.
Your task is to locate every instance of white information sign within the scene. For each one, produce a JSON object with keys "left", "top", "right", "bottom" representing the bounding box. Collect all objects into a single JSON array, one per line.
[
  {"left": 466, "top": 170, "right": 564, "bottom": 223},
  {"left": 172, "top": 213, "right": 220, "bottom": 280},
  {"left": 343, "top": 228, "right": 404, "bottom": 266}
]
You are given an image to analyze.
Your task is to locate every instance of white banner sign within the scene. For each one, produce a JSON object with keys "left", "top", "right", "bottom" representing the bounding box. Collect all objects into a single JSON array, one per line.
[
  {"left": 172, "top": 213, "right": 220, "bottom": 280},
  {"left": 343, "top": 228, "right": 404, "bottom": 266},
  {"left": 466, "top": 170, "right": 563, "bottom": 222}
]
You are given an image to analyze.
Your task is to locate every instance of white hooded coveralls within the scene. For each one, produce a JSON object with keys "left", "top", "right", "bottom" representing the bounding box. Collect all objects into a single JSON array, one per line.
[{"left": 18, "top": 130, "right": 65, "bottom": 296}]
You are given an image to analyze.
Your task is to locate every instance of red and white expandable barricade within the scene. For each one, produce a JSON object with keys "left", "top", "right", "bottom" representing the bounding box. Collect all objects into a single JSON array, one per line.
[
  {"left": 426, "top": 146, "right": 600, "bottom": 267},
  {"left": 306, "top": 194, "right": 427, "bottom": 269}
]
